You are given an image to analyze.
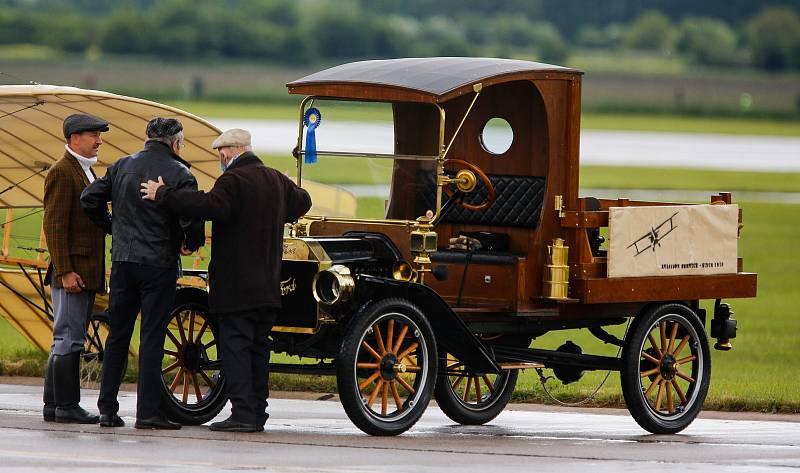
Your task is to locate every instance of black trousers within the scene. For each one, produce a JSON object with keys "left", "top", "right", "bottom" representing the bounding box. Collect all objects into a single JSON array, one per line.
[
  {"left": 98, "top": 262, "right": 176, "bottom": 419},
  {"left": 218, "top": 308, "right": 276, "bottom": 424}
]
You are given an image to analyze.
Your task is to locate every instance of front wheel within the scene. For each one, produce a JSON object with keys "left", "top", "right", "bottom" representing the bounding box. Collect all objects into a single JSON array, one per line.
[
  {"left": 337, "top": 298, "right": 437, "bottom": 436},
  {"left": 621, "top": 303, "right": 710, "bottom": 434},
  {"left": 434, "top": 354, "right": 518, "bottom": 425},
  {"left": 160, "top": 289, "right": 228, "bottom": 425}
]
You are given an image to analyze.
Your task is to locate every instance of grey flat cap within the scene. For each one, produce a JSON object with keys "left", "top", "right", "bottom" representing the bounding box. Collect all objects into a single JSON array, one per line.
[
  {"left": 63, "top": 113, "right": 109, "bottom": 139},
  {"left": 212, "top": 128, "right": 251, "bottom": 149}
]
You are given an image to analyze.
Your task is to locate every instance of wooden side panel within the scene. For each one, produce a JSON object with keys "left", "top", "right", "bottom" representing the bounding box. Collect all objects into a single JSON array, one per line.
[
  {"left": 426, "top": 262, "right": 518, "bottom": 311},
  {"left": 573, "top": 273, "right": 757, "bottom": 304}
]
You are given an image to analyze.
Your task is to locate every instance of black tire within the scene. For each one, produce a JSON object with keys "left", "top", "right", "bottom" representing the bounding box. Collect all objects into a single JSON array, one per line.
[
  {"left": 160, "top": 289, "right": 227, "bottom": 425},
  {"left": 621, "top": 303, "right": 711, "bottom": 434},
  {"left": 434, "top": 354, "right": 518, "bottom": 425},
  {"left": 337, "top": 298, "right": 437, "bottom": 436}
]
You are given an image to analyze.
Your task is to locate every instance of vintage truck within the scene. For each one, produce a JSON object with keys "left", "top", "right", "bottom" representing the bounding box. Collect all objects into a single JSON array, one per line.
[
  {"left": 0, "top": 58, "right": 757, "bottom": 437},
  {"left": 157, "top": 57, "right": 757, "bottom": 435}
]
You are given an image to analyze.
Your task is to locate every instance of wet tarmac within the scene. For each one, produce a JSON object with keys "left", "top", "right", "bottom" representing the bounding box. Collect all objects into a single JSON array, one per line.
[
  {"left": 210, "top": 119, "right": 800, "bottom": 172},
  {"left": 0, "top": 382, "right": 798, "bottom": 472}
]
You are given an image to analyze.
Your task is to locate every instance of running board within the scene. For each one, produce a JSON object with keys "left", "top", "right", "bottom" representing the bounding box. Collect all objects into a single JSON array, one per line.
[{"left": 491, "top": 345, "right": 621, "bottom": 372}]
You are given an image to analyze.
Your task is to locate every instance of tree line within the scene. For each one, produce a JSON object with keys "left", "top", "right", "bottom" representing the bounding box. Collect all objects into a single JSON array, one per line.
[{"left": 0, "top": 0, "right": 798, "bottom": 71}]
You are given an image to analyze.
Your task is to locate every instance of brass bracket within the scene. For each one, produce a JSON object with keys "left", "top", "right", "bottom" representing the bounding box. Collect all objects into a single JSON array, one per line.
[
  {"left": 288, "top": 221, "right": 308, "bottom": 237},
  {"left": 554, "top": 194, "right": 565, "bottom": 218},
  {"left": 409, "top": 216, "right": 437, "bottom": 284}
]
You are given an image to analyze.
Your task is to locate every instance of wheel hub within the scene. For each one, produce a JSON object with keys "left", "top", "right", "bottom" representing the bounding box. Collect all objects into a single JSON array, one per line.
[
  {"left": 182, "top": 342, "right": 201, "bottom": 372},
  {"left": 660, "top": 353, "right": 677, "bottom": 380},
  {"left": 380, "top": 354, "right": 398, "bottom": 380}
]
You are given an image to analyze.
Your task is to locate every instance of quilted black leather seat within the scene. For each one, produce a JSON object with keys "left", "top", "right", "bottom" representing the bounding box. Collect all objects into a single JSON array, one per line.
[{"left": 417, "top": 171, "right": 546, "bottom": 228}]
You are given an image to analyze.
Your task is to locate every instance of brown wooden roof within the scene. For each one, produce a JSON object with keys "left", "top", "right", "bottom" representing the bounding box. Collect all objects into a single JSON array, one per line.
[{"left": 286, "top": 57, "right": 582, "bottom": 103}]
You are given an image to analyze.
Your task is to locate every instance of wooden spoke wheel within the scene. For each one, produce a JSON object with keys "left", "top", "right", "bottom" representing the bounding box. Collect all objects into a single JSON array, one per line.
[
  {"left": 434, "top": 353, "right": 518, "bottom": 425},
  {"left": 621, "top": 303, "right": 710, "bottom": 434},
  {"left": 160, "top": 289, "right": 227, "bottom": 425},
  {"left": 337, "top": 298, "right": 437, "bottom": 436},
  {"left": 80, "top": 311, "right": 114, "bottom": 388}
]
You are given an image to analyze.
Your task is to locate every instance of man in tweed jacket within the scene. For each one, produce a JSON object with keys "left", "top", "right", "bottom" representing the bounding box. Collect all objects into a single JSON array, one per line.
[{"left": 41, "top": 113, "right": 109, "bottom": 424}]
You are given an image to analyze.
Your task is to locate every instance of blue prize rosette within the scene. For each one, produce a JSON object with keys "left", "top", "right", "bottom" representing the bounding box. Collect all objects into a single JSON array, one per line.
[{"left": 303, "top": 107, "right": 322, "bottom": 164}]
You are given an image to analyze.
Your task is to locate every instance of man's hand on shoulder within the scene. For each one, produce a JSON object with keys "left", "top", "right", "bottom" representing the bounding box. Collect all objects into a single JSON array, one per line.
[
  {"left": 61, "top": 271, "right": 85, "bottom": 293},
  {"left": 179, "top": 242, "right": 194, "bottom": 256},
  {"left": 140, "top": 176, "right": 166, "bottom": 201}
]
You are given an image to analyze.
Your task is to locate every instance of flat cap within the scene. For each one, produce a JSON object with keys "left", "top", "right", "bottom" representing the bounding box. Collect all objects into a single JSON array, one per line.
[
  {"left": 63, "top": 113, "right": 109, "bottom": 139},
  {"left": 212, "top": 128, "right": 251, "bottom": 149},
  {"left": 146, "top": 117, "right": 183, "bottom": 138}
]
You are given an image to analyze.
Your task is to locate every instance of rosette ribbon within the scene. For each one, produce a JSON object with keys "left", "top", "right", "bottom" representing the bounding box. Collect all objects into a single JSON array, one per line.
[{"left": 303, "top": 107, "right": 322, "bottom": 164}]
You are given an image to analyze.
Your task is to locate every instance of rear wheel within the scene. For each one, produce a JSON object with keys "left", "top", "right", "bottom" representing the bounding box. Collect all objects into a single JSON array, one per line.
[
  {"left": 337, "top": 298, "right": 437, "bottom": 436},
  {"left": 621, "top": 303, "right": 710, "bottom": 434},
  {"left": 434, "top": 353, "right": 518, "bottom": 425},
  {"left": 81, "top": 311, "right": 113, "bottom": 388},
  {"left": 160, "top": 289, "right": 227, "bottom": 425}
]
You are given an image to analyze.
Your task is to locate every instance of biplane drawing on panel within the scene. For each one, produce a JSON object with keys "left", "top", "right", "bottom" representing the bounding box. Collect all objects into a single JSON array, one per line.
[{"left": 627, "top": 211, "right": 679, "bottom": 256}]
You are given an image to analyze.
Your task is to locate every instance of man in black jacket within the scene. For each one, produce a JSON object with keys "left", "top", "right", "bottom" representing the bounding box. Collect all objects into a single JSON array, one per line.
[
  {"left": 81, "top": 118, "right": 205, "bottom": 430},
  {"left": 140, "top": 128, "right": 311, "bottom": 432}
]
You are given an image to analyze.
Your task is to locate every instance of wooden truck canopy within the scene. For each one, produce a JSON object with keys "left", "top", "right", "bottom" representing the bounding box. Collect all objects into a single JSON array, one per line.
[{"left": 287, "top": 57, "right": 582, "bottom": 103}]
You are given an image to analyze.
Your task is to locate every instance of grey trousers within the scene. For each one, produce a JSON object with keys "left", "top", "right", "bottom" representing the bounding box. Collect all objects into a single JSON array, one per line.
[{"left": 50, "top": 281, "right": 96, "bottom": 356}]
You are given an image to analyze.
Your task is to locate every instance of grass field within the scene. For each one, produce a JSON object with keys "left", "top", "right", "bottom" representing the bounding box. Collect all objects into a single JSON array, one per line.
[
  {"left": 1, "top": 167, "right": 798, "bottom": 412},
  {"left": 168, "top": 100, "right": 800, "bottom": 137}
]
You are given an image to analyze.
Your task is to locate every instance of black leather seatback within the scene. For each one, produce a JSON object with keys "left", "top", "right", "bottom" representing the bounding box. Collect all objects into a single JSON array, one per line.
[{"left": 417, "top": 171, "right": 546, "bottom": 228}]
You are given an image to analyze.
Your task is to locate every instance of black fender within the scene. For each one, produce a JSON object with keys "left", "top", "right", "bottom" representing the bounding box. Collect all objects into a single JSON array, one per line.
[
  {"left": 174, "top": 286, "right": 209, "bottom": 307},
  {"left": 352, "top": 274, "right": 501, "bottom": 374}
]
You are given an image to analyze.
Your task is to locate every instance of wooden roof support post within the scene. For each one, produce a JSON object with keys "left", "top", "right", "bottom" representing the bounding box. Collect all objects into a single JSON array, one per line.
[{"left": 2, "top": 209, "right": 11, "bottom": 257}]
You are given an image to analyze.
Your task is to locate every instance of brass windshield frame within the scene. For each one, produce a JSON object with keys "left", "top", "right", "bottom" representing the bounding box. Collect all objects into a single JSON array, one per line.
[{"left": 291, "top": 86, "right": 482, "bottom": 223}]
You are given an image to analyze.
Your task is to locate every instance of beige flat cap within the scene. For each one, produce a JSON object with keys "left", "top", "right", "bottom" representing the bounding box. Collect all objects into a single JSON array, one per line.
[{"left": 212, "top": 128, "right": 251, "bottom": 149}]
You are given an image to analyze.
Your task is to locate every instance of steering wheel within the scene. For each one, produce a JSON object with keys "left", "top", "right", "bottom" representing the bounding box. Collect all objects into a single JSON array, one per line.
[{"left": 442, "top": 159, "right": 496, "bottom": 212}]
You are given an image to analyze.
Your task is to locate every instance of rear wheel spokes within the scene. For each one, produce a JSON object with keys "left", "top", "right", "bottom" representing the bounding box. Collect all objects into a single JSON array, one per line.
[
  {"left": 445, "top": 354, "right": 501, "bottom": 406},
  {"left": 639, "top": 319, "right": 699, "bottom": 416},
  {"left": 163, "top": 309, "right": 220, "bottom": 406}
]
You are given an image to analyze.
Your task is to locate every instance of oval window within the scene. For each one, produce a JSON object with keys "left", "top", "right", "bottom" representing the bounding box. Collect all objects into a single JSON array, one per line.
[{"left": 479, "top": 117, "right": 513, "bottom": 155}]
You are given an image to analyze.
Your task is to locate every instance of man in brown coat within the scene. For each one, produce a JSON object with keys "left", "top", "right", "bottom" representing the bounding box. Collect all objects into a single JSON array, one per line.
[
  {"left": 42, "top": 113, "right": 109, "bottom": 424},
  {"left": 141, "top": 128, "right": 311, "bottom": 432}
]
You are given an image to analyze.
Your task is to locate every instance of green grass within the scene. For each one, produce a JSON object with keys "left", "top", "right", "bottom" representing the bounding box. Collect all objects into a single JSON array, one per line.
[
  {"left": 581, "top": 113, "right": 800, "bottom": 136},
  {"left": 580, "top": 166, "right": 800, "bottom": 193},
  {"left": 0, "top": 44, "right": 58, "bottom": 61},
  {"left": 567, "top": 51, "right": 689, "bottom": 76}
]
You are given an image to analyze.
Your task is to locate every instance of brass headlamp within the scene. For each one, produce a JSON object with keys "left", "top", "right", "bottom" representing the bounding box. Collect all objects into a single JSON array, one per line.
[{"left": 312, "top": 264, "right": 355, "bottom": 305}]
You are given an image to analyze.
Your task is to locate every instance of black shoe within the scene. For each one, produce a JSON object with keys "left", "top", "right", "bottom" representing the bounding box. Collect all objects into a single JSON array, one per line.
[
  {"left": 257, "top": 413, "right": 269, "bottom": 428},
  {"left": 99, "top": 414, "right": 125, "bottom": 427},
  {"left": 55, "top": 405, "right": 100, "bottom": 424},
  {"left": 209, "top": 417, "right": 263, "bottom": 433},
  {"left": 53, "top": 352, "right": 98, "bottom": 423},
  {"left": 135, "top": 416, "right": 181, "bottom": 430},
  {"left": 43, "top": 405, "right": 56, "bottom": 422}
]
